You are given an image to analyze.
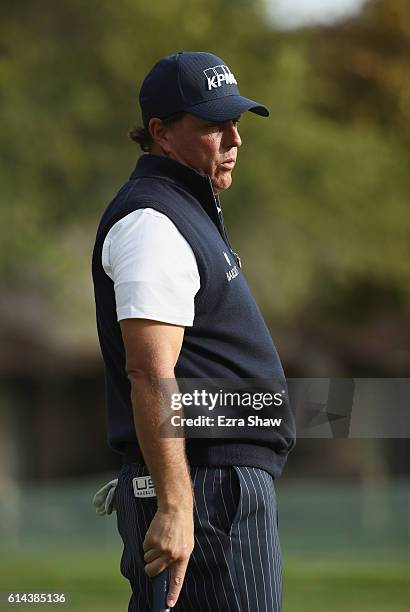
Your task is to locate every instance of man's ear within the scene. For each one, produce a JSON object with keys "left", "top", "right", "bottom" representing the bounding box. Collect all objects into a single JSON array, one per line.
[{"left": 148, "top": 118, "right": 171, "bottom": 155}]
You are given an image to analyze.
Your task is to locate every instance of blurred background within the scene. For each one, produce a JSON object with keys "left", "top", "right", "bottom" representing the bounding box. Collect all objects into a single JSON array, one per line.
[{"left": 0, "top": 0, "right": 409, "bottom": 610}]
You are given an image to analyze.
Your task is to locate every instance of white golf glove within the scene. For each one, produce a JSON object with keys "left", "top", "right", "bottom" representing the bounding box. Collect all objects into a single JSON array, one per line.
[{"left": 92, "top": 478, "right": 118, "bottom": 516}]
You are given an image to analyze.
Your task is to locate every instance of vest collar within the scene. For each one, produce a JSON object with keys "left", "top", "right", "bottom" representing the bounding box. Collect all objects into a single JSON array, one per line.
[{"left": 129, "top": 153, "right": 215, "bottom": 205}]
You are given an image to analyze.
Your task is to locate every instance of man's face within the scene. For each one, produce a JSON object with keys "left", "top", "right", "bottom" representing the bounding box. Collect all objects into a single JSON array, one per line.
[{"left": 159, "top": 113, "right": 242, "bottom": 193}]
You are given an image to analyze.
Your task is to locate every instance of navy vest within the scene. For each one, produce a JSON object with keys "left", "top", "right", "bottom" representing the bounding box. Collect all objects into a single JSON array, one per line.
[{"left": 92, "top": 154, "right": 296, "bottom": 478}]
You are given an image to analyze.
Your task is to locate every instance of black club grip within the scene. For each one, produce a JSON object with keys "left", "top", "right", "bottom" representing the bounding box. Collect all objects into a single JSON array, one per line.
[{"left": 152, "top": 569, "right": 170, "bottom": 611}]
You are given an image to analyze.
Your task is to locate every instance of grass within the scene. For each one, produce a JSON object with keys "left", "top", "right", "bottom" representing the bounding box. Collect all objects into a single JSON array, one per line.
[
  {"left": 0, "top": 552, "right": 409, "bottom": 611},
  {"left": 0, "top": 551, "right": 128, "bottom": 611},
  {"left": 283, "top": 559, "right": 410, "bottom": 612}
]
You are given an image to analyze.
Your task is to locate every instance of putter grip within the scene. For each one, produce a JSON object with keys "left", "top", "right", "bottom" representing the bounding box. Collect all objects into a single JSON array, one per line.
[{"left": 152, "top": 569, "right": 170, "bottom": 611}]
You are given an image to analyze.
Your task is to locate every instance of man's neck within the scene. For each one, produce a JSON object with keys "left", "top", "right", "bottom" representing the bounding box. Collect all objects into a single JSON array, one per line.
[{"left": 148, "top": 147, "right": 220, "bottom": 194}]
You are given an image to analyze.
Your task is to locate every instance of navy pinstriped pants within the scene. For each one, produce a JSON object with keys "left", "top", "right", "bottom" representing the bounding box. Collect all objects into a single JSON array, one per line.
[{"left": 115, "top": 463, "right": 282, "bottom": 611}]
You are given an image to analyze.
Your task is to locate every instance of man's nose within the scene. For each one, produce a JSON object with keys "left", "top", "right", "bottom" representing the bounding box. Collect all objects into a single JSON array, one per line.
[{"left": 224, "top": 120, "right": 242, "bottom": 148}]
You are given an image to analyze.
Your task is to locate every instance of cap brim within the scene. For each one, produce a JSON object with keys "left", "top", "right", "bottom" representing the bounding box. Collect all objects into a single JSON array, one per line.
[{"left": 184, "top": 95, "right": 269, "bottom": 122}]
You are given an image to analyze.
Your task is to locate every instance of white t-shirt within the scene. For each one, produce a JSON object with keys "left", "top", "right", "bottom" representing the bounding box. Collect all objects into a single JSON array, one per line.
[{"left": 101, "top": 208, "right": 201, "bottom": 326}]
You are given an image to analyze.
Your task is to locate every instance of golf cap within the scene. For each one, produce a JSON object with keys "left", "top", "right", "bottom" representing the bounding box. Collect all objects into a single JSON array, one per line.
[{"left": 139, "top": 51, "right": 269, "bottom": 127}]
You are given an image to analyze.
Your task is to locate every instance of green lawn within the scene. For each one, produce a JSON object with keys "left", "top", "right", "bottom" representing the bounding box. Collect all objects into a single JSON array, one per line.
[
  {"left": 283, "top": 559, "right": 410, "bottom": 612},
  {"left": 0, "top": 552, "right": 409, "bottom": 611},
  {"left": 0, "top": 552, "right": 128, "bottom": 611}
]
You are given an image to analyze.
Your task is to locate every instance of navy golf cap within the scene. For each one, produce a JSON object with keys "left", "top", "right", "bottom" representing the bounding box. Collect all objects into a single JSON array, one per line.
[{"left": 139, "top": 51, "right": 269, "bottom": 127}]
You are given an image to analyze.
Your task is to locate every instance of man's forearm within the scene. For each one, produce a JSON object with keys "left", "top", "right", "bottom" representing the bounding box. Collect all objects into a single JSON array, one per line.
[{"left": 129, "top": 371, "right": 193, "bottom": 511}]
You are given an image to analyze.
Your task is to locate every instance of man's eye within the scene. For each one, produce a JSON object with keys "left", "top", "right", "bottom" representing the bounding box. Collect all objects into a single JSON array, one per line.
[{"left": 205, "top": 118, "right": 240, "bottom": 130}]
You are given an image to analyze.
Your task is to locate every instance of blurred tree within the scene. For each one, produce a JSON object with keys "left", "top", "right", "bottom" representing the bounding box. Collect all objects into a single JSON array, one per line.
[{"left": 308, "top": 0, "right": 410, "bottom": 140}]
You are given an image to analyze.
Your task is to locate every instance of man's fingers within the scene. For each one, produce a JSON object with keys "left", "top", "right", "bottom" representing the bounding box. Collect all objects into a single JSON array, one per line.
[
  {"left": 144, "top": 558, "right": 189, "bottom": 607},
  {"left": 166, "top": 560, "right": 189, "bottom": 609},
  {"left": 143, "top": 548, "right": 162, "bottom": 563},
  {"left": 144, "top": 556, "right": 169, "bottom": 578}
]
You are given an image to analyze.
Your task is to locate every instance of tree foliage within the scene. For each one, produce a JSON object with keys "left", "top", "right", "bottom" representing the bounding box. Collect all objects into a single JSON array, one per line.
[{"left": 308, "top": 0, "right": 410, "bottom": 139}]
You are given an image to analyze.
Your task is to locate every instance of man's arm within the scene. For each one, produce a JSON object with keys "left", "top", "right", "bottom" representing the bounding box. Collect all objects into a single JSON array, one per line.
[{"left": 119, "top": 317, "right": 194, "bottom": 609}]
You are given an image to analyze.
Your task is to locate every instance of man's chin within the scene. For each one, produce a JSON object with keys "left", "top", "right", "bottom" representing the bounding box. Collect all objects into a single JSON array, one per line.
[{"left": 212, "top": 172, "right": 232, "bottom": 193}]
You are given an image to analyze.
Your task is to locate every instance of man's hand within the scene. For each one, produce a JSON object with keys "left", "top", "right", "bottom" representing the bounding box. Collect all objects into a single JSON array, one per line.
[{"left": 143, "top": 504, "right": 194, "bottom": 608}]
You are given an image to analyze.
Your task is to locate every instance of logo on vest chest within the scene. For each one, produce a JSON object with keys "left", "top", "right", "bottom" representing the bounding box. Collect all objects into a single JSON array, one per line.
[{"left": 223, "top": 251, "right": 239, "bottom": 282}]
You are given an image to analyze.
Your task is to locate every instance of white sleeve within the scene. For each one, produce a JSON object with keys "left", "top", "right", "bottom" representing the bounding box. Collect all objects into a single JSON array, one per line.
[{"left": 101, "top": 208, "right": 200, "bottom": 326}]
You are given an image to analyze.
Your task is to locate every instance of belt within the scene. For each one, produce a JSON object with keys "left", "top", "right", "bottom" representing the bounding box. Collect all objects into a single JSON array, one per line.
[{"left": 121, "top": 439, "right": 223, "bottom": 466}]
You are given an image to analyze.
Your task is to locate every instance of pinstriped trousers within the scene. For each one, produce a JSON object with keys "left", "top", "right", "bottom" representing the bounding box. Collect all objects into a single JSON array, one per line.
[{"left": 115, "top": 463, "right": 282, "bottom": 612}]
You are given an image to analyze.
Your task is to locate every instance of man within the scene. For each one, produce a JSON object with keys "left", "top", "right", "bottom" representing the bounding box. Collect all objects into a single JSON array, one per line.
[{"left": 92, "top": 51, "right": 296, "bottom": 611}]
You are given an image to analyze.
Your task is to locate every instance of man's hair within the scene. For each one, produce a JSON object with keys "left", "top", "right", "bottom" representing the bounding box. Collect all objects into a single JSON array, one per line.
[{"left": 128, "top": 112, "right": 186, "bottom": 152}]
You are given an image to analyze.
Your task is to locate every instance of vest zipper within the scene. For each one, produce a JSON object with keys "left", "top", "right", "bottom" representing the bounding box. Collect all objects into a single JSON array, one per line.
[{"left": 208, "top": 179, "right": 242, "bottom": 269}]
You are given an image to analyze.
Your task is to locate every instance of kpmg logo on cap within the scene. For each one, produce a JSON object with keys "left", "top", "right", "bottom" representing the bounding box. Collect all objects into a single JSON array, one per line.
[{"left": 203, "top": 65, "right": 238, "bottom": 91}]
